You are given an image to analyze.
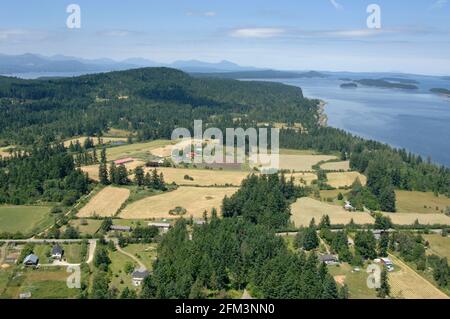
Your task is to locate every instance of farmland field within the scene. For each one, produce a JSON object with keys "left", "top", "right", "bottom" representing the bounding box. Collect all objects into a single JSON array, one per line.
[
  {"left": 380, "top": 212, "right": 450, "bottom": 225},
  {"left": 252, "top": 154, "right": 337, "bottom": 172},
  {"left": 77, "top": 186, "right": 130, "bottom": 217},
  {"left": 320, "top": 161, "right": 350, "bottom": 171},
  {"left": 290, "top": 197, "right": 373, "bottom": 227},
  {"left": 105, "top": 139, "right": 174, "bottom": 161},
  {"left": 327, "top": 263, "right": 377, "bottom": 299},
  {"left": 122, "top": 244, "right": 157, "bottom": 270},
  {"left": 326, "top": 172, "right": 367, "bottom": 188},
  {"left": 144, "top": 167, "right": 250, "bottom": 186},
  {"left": 396, "top": 191, "right": 450, "bottom": 214},
  {"left": 423, "top": 235, "right": 450, "bottom": 259},
  {"left": 63, "top": 136, "right": 127, "bottom": 148},
  {"left": 288, "top": 172, "right": 317, "bottom": 186},
  {"left": 388, "top": 254, "right": 448, "bottom": 299},
  {"left": 81, "top": 160, "right": 146, "bottom": 181},
  {"left": 0, "top": 206, "right": 52, "bottom": 234},
  {"left": 120, "top": 186, "right": 238, "bottom": 219},
  {"left": 0, "top": 267, "right": 79, "bottom": 299},
  {"left": 67, "top": 219, "right": 102, "bottom": 236}
]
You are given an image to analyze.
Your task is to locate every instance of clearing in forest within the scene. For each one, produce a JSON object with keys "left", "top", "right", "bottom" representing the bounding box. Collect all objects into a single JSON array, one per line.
[
  {"left": 396, "top": 190, "right": 450, "bottom": 214},
  {"left": 81, "top": 160, "right": 146, "bottom": 181},
  {"left": 119, "top": 186, "right": 238, "bottom": 219},
  {"left": 320, "top": 161, "right": 350, "bottom": 171},
  {"left": 143, "top": 167, "right": 250, "bottom": 187},
  {"left": 251, "top": 154, "right": 337, "bottom": 172},
  {"left": 326, "top": 172, "right": 367, "bottom": 188},
  {"left": 290, "top": 197, "right": 373, "bottom": 227},
  {"left": 77, "top": 186, "right": 130, "bottom": 217},
  {"left": 63, "top": 136, "right": 127, "bottom": 148}
]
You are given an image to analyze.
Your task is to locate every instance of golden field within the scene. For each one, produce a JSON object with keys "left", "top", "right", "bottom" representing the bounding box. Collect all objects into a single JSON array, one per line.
[
  {"left": 290, "top": 197, "right": 373, "bottom": 227},
  {"left": 326, "top": 172, "right": 367, "bottom": 188},
  {"left": 320, "top": 160, "right": 350, "bottom": 171},
  {"left": 119, "top": 186, "right": 238, "bottom": 219},
  {"left": 77, "top": 186, "right": 130, "bottom": 217}
]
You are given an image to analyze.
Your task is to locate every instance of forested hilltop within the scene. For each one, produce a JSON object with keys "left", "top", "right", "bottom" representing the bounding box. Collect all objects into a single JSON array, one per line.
[{"left": 0, "top": 67, "right": 449, "bottom": 207}]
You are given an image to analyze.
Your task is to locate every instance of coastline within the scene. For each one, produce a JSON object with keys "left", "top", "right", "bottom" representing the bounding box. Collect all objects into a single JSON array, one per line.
[{"left": 317, "top": 100, "right": 328, "bottom": 127}]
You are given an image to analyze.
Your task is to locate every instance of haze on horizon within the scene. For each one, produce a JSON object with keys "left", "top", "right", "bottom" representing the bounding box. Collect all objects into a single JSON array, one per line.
[{"left": 1, "top": 0, "right": 449, "bottom": 76}]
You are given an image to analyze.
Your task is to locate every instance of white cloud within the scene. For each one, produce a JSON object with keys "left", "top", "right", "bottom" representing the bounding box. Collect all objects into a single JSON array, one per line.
[
  {"left": 430, "top": 0, "right": 448, "bottom": 9},
  {"left": 229, "top": 28, "right": 285, "bottom": 38},
  {"left": 185, "top": 11, "right": 217, "bottom": 17},
  {"left": 330, "top": 0, "right": 343, "bottom": 10}
]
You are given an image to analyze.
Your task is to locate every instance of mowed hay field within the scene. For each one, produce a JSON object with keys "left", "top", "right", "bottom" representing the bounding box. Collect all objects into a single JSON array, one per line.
[
  {"left": 77, "top": 186, "right": 130, "bottom": 217},
  {"left": 253, "top": 154, "right": 337, "bottom": 172},
  {"left": 106, "top": 140, "right": 173, "bottom": 161},
  {"left": 290, "top": 197, "right": 373, "bottom": 227},
  {"left": 288, "top": 172, "right": 317, "bottom": 186},
  {"left": 81, "top": 160, "right": 146, "bottom": 181},
  {"left": 423, "top": 235, "right": 450, "bottom": 260},
  {"left": 380, "top": 212, "right": 450, "bottom": 226},
  {"left": 63, "top": 136, "right": 127, "bottom": 148},
  {"left": 144, "top": 167, "right": 250, "bottom": 186},
  {"left": 320, "top": 161, "right": 350, "bottom": 171},
  {"left": 120, "top": 186, "right": 238, "bottom": 219},
  {"left": 396, "top": 191, "right": 450, "bottom": 214},
  {"left": 0, "top": 206, "right": 52, "bottom": 234},
  {"left": 388, "top": 254, "right": 449, "bottom": 299},
  {"left": 326, "top": 172, "right": 367, "bottom": 188}
]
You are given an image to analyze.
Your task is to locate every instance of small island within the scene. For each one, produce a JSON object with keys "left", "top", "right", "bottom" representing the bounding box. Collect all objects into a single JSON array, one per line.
[
  {"left": 340, "top": 82, "right": 358, "bottom": 89},
  {"left": 355, "top": 79, "right": 419, "bottom": 90},
  {"left": 430, "top": 88, "right": 450, "bottom": 97}
]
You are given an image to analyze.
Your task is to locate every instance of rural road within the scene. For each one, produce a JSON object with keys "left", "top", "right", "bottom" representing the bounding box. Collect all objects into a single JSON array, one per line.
[
  {"left": 111, "top": 238, "right": 146, "bottom": 270},
  {"left": 0, "top": 239, "right": 97, "bottom": 244}
]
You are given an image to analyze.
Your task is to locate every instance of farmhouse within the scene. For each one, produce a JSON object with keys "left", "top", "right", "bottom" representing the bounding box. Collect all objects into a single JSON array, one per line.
[
  {"left": 110, "top": 225, "right": 132, "bottom": 232},
  {"left": 23, "top": 254, "right": 39, "bottom": 267},
  {"left": 51, "top": 245, "right": 64, "bottom": 260},
  {"left": 114, "top": 157, "right": 134, "bottom": 165},
  {"left": 148, "top": 222, "right": 171, "bottom": 233},
  {"left": 131, "top": 268, "right": 149, "bottom": 286},
  {"left": 318, "top": 254, "right": 339, "bottom": 265}
]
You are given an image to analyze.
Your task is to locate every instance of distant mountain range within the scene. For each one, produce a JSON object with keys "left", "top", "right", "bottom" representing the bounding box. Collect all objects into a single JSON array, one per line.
[
  {"left": 192, "top": 70, "right": 328, "bottom": 79},
  {"left": 0, "top": 53, "right": 260, "bottom": 74}
]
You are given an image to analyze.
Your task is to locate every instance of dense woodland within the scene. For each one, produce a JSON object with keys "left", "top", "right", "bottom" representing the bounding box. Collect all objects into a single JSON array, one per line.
[{"left": 1, "top": 67, "right": 448, "bottom": 212}]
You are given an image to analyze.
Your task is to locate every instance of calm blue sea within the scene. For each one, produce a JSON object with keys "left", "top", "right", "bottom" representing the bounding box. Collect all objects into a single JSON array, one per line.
[{"left": 272, "top": 74, "right": 450, "bottom": 168}]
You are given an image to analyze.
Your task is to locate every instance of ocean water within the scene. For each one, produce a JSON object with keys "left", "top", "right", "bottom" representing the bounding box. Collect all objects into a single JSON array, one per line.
[{"left": 272, "top": 75, "right": 450, "bottom": 168}]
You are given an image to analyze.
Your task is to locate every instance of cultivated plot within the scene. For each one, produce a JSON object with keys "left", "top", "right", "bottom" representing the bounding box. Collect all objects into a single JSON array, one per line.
[
  {"left": 290, "top": 197, "right": 373, "bottom": 227},
  {"left": 326, "top": 172, "right": 367, "bottom": 188},
  {"left": 423, "top": 235, "right": 450, "bottom": 260},
  {"left": 381, "top": 212, "right": 450, "bottom": 226},
  {"left": 77, "top": 186, "right": 130, "bottom": 217},
  {"left": 144, "top": 167, "right": 250, "bottom": 187},
  {"left": 396, "top": 191, "right": 450, "bottom": 214},
  {"left": 81, "top": 160, "right": 146, "bottom": 181},
  {"left": 0, "top": 206, "right": 52, "bottom": 234},
  {"left": 320, "top": 160, "right": 350, "bottom": 171},
  {"left": 288, "top": 172, "right": 317, "bottom": 186},
  {"left": 63, "top": 136, "right": 127, "bottom": 148},
  {"left": 120, "top": 186, "right": 238, "bottom": 219},
  {"left": 388, "top": 254, "right": 448, "bottom": 299},
  {"left": 253, "top": 154, "right": 337, "bottom": 172}
]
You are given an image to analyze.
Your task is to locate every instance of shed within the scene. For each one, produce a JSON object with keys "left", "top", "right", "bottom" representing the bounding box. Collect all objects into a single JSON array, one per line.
[{"left": 23, "top": 254, "right": 39, "bottom": 266}]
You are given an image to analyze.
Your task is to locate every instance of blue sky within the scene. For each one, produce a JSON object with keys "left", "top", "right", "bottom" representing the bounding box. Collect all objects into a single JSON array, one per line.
[{"left": 0, "top": 0, "right": 449, "bottom": 74}]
